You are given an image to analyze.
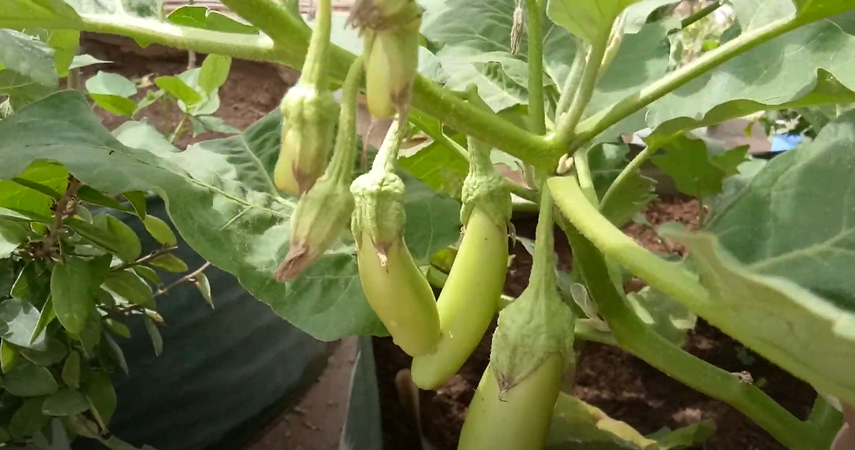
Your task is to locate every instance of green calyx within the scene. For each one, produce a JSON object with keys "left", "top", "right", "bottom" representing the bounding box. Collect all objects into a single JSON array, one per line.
[
  {"left": 460, "top": 135, "right": 512, "bottom": 229},
  {"left": 350, "top": 120, "right": 408, "bottom": 258},
  {"left": 348, "top": 0, "right": 422, "bottom": 32},
  {"left": 489, "top": 188, "right": 576, "bottom": 396},
  {"left": 274, "top": 58, "right": 365, "bottom": 281},
  {"left": 275, "top": 86, "right": 339, "bottom": 196}
]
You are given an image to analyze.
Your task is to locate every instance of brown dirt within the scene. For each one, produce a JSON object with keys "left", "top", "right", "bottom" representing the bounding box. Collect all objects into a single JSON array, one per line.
[
  {"left": 76, "top": 36, "right": 818, "bottom": 450},
  {"left": 373, "top": 195, "right": 817, "bottom": 450}
]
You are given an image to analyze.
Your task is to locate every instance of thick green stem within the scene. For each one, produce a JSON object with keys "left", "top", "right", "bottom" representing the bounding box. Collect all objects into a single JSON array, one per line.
[
  {"left": 572, "top": 148, "right": 598, "bottom": 207},
  {"left": 554, "top": 34, "right": 607, "bottom": 145},
  {"left": 548, "top": 175, "right": 707, "bottom": 311},
  {"left": 78, "top": 14, "right": 283, "bottom": 62},
  {"left": 328, "top": 57, "right": 364, "bottom": 180},
  {"left": 529, "top": 186, "right": 556, "bottom": 293},
  {"left": 525, "top": 0, "right": 545, "bottom": 136},
  {"left": 300, "top": 0, "right": 332, "bottom": 86},
  {"left": 372, "top": 120, "right": 405, "bottom": 173},
  {"left": 599, "top": 145, "right": 651, "bottom": 213},
  {"left": 555, "top": 41, "right": 587, "bottom": 116},
  {"left": 571, "top": 17, "right": 802, "bottom": 146},
  {"left": 808, "top": 395, "right": 844, "bottom": 440},
  {"left": 559, "top": 214, "right": 825, "bottom": 450}
]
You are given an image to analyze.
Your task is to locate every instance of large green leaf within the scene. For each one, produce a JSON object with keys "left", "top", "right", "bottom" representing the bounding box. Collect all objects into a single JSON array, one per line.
[
  {"left": 3, "top": 0, "right": 82, "bottom": 29},
  {"left": 546, "top": 0, "right": 645, "bottom": 44},
  {"left": 0, "top": 29, "right": 58, "bottom": 107},
  {"left": 0, "top": 91, "right": 461, "bottom": 341},
  {"left": 644, "top": 1, "right": 855, "bottom": 145},
  {"left": 660, "top": 109, "right": 855, "bottom": 407}
]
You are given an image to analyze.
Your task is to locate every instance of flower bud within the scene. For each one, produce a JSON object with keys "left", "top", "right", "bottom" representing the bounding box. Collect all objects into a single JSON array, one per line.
[
  {"left": 362, "top": 8, "right": 421, "bottom": 119},
  {"left": 274, "top": 172, "right": 354, "bottom": 282},
  {"left": 274, "top": 86, "right": 339, "bottom": 196}
]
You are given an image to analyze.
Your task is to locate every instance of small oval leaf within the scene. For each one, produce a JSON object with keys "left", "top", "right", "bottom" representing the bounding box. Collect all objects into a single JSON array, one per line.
[
  {"left": 50, "top": 257, "right": 95, "bottom": 334},
  {"left": 62, "top": 350, "right": 81, "bottom": 389},
  {"left": 149, "top": 253, "right": 187, "bottom": 273},
  {"left": 142, "top": 215, "right": 177, "bottom": 247},
  {"left": 102, "top": 270, "right": 154, "bottom": 309},
  {"left": 42, "top": 388, "right": 90, "bottom": 416},
  {"left": 4, "top": 360, "right": 58, "bottom": 396}
]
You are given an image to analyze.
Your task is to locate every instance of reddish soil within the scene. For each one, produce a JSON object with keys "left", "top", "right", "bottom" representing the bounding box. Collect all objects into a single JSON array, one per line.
[{"left": 77, "top": 36, "right": 818, "bottom": 450}]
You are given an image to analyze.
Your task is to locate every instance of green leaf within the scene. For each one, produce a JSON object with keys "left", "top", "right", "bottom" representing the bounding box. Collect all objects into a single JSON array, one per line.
[
  {"left": 102, "top": 333, "right": 128, "bottom": 375},
  {"left": 133, "top": 265, "right": 161, "bottom": 285},
  {"left": 4, "top": 359, "right": 58, "bottom": 396},
  {"left": 588, "top": 143, "right": 655, "bottom": 226},
  {"left": 88, "top": 213, "right": 142, "bottom": 262},
  {"left": 20, "top": 337, "right": 67, "bottom": 366},
  {"left": 545, "top": 393, "right": 714, "bottom": 449},
  {"left": 74, "top": 308, "right": 101, "bottom": 356},
  {"left": 398, "top": 113, "right": 468, "bottom": 198},
  {"left": 50, "top": 257, "right": 95, "bottom": 334},
  {"left": 122, "top": 190, "right": 147, "bottom": 219},
  {"left": 627, "top": 286, "right": 697, "bottom": 347},
  {"left": 76, "top": 185, "right": 129, "bottom": 211},
  {"left": 656, "top": 109, "right": 855, "bottom": 408},
  {"left": 1, "top": 339, "right": 19, "bottom": 373},
  {"left": 0, "top": 92, "right": 462, "bottom": 341},
  {"left": 0, "top": 29, "right": 58, "bottom": 106},
  {"left": 192, "top": 115, "right": 240, "bottom": 134},
  {"left": 1, "top": 0, "right": 81, "bottom": 29},
  {"left": 61, "top": 350, "right": 80, "bottom": 388},
  {"left": 195, "top": 272, "right": 213, "bottom": 308},
  {"left": 102, "top": 270, "right": 154, "bottom": 309},
  {"left": 85, "top": 71, "right": 138, "bottom": 117},
  {"left": 9, "top": 397, "right": 49, "bottom": 439},
  {"left": 45, "top": 29, "right": 80, "bottom": 77},
  {"left": 166, "top": 5, "right": 259, "bottom": 34},
  {"left": 143, "top": 317, "right": 162, "bottom": 356},
  {"left": 198, "top": 55, "right": 231, "bottom": 95},
  {"left": 11, "top": 261, "right": 51, "bottom": 305},
  {"left": 645, "top": 7, "right": 855, "bottom": 146},
  {"left": 154, "top": 75, "right": 202, "bottom": 106},
  {"left": 142, "top": 215, "right": 177, "bottom": 247},
  {"left": 29, "top": 296, "right": 54, "bottom": 347},
  {"left": 104, "top": 318, "right": 131, "bottom": 338},
  {"left": 546, "top": 0, "right": 645, "bottom": 44},
  {"left": 69, "top": 53, "right": 111, "bottom": 71},
  {"left": 148, "top": 253, "right": 187, "bottom": 273},
  {"left": 707, "top": 158, "right": 768, "bottom": 220},
  {"left": 650, "top": 135, "right": 749, "bottom": 200},
  {"left": 42, "top": 388, "right": 89, "bottom": 416},
  {"left": 0, "top": 161, "right": 68, "bottom": 217},
  {"left": 0, "top": 298, "right": 47, "bottom": 349},
  {"left": 83, "top": 372, "right": 116, "bottom": 430}
]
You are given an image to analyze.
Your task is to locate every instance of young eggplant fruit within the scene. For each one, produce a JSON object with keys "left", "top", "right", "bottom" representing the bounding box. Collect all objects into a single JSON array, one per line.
[
  {"left": 351, "top": 120, "right": 441, "bottom": 357},
  {"left": 274, "top": 0, "right": 338, "bottom": 197},
  {"left": 458, "top": 189, "right": 577, "bottom": 450},
  {"left": 458, "top": 355, "right": 564, "bottom": 450},
  {"left": 274, "top": 58, "right": 364, "bottom": 282},
  {"left": 411, "top": 134, "right": 511, "bottom": 390},
  {"left": 360, "top": 5, "right": 422, "bottom": 119}
]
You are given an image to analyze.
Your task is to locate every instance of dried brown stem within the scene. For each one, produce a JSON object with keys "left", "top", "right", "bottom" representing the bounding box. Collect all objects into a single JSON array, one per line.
[
  {"left": 39, "top": 176, "right": 83, "bottom": 258},
  {"left": 112, "top": 245, "right": 179, "bottom": 272}
]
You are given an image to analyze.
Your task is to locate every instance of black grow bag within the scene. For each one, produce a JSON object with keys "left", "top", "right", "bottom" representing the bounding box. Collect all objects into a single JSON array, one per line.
[{"left": 73, "top": 197, "right": 331, "bottom": 450}]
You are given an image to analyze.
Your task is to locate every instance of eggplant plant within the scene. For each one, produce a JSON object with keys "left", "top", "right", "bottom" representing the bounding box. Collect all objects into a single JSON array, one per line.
[{"left": 1, "top": 0, "right": 855, "bottom": 449}]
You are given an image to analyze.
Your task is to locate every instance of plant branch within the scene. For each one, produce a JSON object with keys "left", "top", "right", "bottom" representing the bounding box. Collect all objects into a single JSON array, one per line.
[
  {"left": 555, "top": 40, "right": 587, "bottom": 116},
  {"left": 155, "top": 262, "right": 212, "bottom": 297},
  {"left": 555, "top": 34, "right": 607, "bottom": 146},
  {"left": 669, "top": 0, "right": 723, "bottom": 35},
  {"left": 77, "top": 14, "right": 285, "bottom": 63},
  {"left": 558, "top": 212, "right": 824, "bottom": 450},
  {"left": 505, "top": 180, "right": 539, "bottom": 204},
  {"left": 112, "top": 246, "right": 179, "bottom": 272},
  {"left": 525, "top": 0, "right": 545, "bottom": 136},
  {"left": 571, "top": 17, "right": 803, "bottom": 146},
  {"left": 549, "top": 175, "right": 708, "bottom": 311},
  {"left": 40, "top": 176, "right": 82, "bottom": 257}
]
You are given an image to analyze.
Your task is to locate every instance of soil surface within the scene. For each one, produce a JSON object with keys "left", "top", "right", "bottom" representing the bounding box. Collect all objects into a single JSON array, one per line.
[
  {"left": 77, "top": 36, "right": 818, "bottom": 450},
  {"left": 374, "top": 196, "right": 818, "bottom": 450}
]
